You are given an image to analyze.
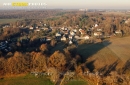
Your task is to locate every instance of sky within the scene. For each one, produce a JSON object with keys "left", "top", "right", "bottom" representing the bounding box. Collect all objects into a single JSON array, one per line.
[{"left": 0, "top": 0, "right": 130, "bottom": 9}]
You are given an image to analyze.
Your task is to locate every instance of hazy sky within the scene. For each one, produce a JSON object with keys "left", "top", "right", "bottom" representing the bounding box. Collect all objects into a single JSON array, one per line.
[{"left": 0, "top": 0, "right": 130, "bottom": 9}]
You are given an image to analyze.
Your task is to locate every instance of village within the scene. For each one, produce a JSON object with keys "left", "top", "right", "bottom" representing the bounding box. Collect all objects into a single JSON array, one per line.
[
  {"left": 0, "top": 20, "right": 125, "bottom": 54},
  {"left": 1, "top": 9, "right": 130, "bottom": 85}
]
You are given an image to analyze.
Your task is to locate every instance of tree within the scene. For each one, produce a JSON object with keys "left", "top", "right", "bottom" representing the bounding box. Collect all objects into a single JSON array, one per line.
[
  {"left": 48, "top": 67, "right": 60, "bottom": 83},
  {"left": 0, "top": 57, "right": 5, "bottom": 76},
  {"left": 31, "top": 52, "right": 47, "bottom": 72},
  {"left": 5, "top": 51, "right": 28, "bottom": 74},
  {"left": 48, "top": 51, "right": 67, "bottom": 71},
  {"left": 39, "top": 44, "right": 48, "bottom": 53},
  {"left": 50, "top": 39, "right": 57, "bottom": 47}
]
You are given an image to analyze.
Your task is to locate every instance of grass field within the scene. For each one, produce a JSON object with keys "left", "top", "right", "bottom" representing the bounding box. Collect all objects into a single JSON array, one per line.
[
  {"left": 0, "top": 74, "right": 54, "bottom": 85},
  {"left": 102, "top": 11, "right": 126, "bottom": 15},
  {"left": 0, "top": 74, "right": 88, "bottom": 85},
  {"left": 103, "top": 36, "right": 130, "bottom": 67},
  {"left": 0, "top": 19, "right": 23, "bottom": 24},
  {"left": 77, "top": 41, "right": 120, "bottom": 71},
  {"left": 76, "top": 36, "right": 130, "bottom": 72},
  {"left": 65, "top": 80, "right": 88, "bottom": 85}
]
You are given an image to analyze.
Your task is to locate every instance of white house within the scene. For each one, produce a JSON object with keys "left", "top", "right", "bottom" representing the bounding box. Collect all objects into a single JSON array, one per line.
[
  {"left": 69, "top": 40, "right": 73, "bottom": 45},
  {"left": 79, "top": 29, "right": 86, "bottom": 35},
  {"left": 69, "top": 35, "right": 73, "bottom": 40},
  {"left": 61, "top": 36, "right": 67, "bottom": 41},
  {"left": 70, "top": 31, "right": 75, "bottom": 36},
  {"left": 61, "top": 27, "right": 64, "bottom": 30},
  {"left": 97, "top": 28, "right": 102, "bottom": 32},
  {"left": 41, "top": 27, "right": 49, "bottom": 31},
  {"left": 64, "top": 31, "right": 69, "bottom": 35},
  {"left": 74, "top": 35, "right": 80, "bottom": 39},
  {"left": 125, "top": 19, "right": 130, "bottom": 24},
  {"left": 46, "top": 37, "right": 51, "bottom": 41},
  {"left": 95, "top": 24, "right": 98, "bottom": 27},
  {"left": 84, "top": 35, "right": 90, "bottom": 40},
  {"left": 73, "top": 29, "right": 77, "bottom": 33},
  {"left": 64, "top": 27, "right": 68, "bottom": 31},
  {"left": 44, "top": 24, "right": 47, "bottom": 26},
  {"left": 46, "top": 38, "right": 51, "bottom": 41},
  {"left": 61, "top": 27, "right": 68, "bottom": 31},
  {"left": 55, "top": 33, "right": 61, "bottom": 37},
  {"left": 94, "top": 32, "right": 102, "bottom": 36},
  {"left": 30, "top": 26, "right": 33, "bottom": 29},
  {"left": 35, "top": 29, "right": 40, "bottom": 32},
  {"left": 36, "top": 26, "right": 39, "bottom": 29},
  {"left": 115, "top": 30, "right": 122, "bottom": 34}
]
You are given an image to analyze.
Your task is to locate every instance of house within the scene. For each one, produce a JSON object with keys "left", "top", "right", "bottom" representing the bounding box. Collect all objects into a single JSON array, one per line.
[
  {"left": 94, "top": 32, "right": 103, "bottom": 38},
  {"left": 55, "top": 33, "right": 62, "bottom": 41},
  {"left": 46, "top": 37, "right": 51, "bottom": 41},
  {"left": 94, "top": 24, "right": 98, "bottom": 27},
  {"left": 29, "top": 26, "right": 33, "bottom": 30},
  {"left": 25, "top": 25, "right": 29, "bottom": 28},
  {"left": 55, "top": 33, "right": 61, "bottom": 37},
  {"left": 2, "top": 25, "right": 10, "bottom": 28},
  {"left": 64, "top": 31, "right": 69, "bottom": 35},
  {"left": 73, "top": 29, "right": 77, "bottom": 33},
  {"left": 35, "top": 29, "right": 40, "bottom": 32},
  {"left": 36, "top": 26, "right": 39, "bottom": 29},
  {"left": 61, "top": 27, "right": 68, "bottom": 31},
  {"left": 69, "top": 35, "right": 73, "bottom": 40},
  {"left": 44, "top": 24, "right": 47, "bottom": 26},
  {"left": 115, "top": 30, "right": 122, "bottom": 34},
  {"left": 125, "top": 18, "right": 130, "bottom": 24},
  {"left": 70, "top": 31, "right": 75, "bottom": 36},
  {"left": 74, "top": 35, "right": 80, "bottom": 39},
  {"left": 41, "top": 27, "right": 49, "bottom": 31},
  {"left": 79, "top": 29, "right": 86, "bottom": 35},
  {"left": 69, "top": 40, "right": 73, "bottom": 45},
  {"left": 64, "top": 27, "right": 68, "bottom": 31},
  {"left": 61, "top": 36, "right": 67, "bottom": 41},
  {"left": 84, "top": 35, "right": 90, "bottom": 40},
  {"left": 97, "top": 28, "right": 102, "bottom": 32},
  {"left": 114, "top": 30, "right": 123, "bottom": 36}
]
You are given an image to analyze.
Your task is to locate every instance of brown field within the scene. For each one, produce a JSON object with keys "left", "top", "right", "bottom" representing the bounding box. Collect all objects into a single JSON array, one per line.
[
  {"left": 103, "top": 36, "right": 130, "bottom": 65},
  {"left": 77, "top": 36, "right": 130, "bottom": 72},
  {"left": 102, "top": 11, "right": 126, "bottom": 15}
]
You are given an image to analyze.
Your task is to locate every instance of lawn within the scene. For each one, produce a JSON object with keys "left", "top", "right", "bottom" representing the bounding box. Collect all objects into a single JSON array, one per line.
[
  {"left": 0, "top": 74, "right": 89, "bottom": 85},
  {"left": 65, "top": 80, "right": 88, "bottom": 85},
  {"left": 0, "top": 74, "right": 54, "bottom": 85},
  {"left": 0, "top": 19, "right": 23, "bottom": 24}
]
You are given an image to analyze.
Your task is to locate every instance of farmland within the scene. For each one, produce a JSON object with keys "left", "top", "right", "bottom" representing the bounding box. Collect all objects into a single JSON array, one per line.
[
  {"left": 0, "top": 74, "right": 54, "bottom": 85},
  {"left": 0, "top": 19, "right": 23, "bottom": 24}
]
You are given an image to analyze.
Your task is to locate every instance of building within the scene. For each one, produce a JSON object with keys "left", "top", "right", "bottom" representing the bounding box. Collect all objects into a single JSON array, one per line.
[{"left": 29, "top": 26, "right": 34, "bottom": 30}]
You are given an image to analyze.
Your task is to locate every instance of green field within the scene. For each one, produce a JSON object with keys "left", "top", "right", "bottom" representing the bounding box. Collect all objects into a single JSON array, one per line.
[
  {"left": 0, "top": 74, "right": 88, "bottom": 85},
  {"left": 65, "top": 80, "right": 88, "bottom": 85},
  {"left": 0, "top": 74, "right": 54, "bottom": 85},
  {"left": 0, "top": 19, "right": 23, "bottom": 24}
]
